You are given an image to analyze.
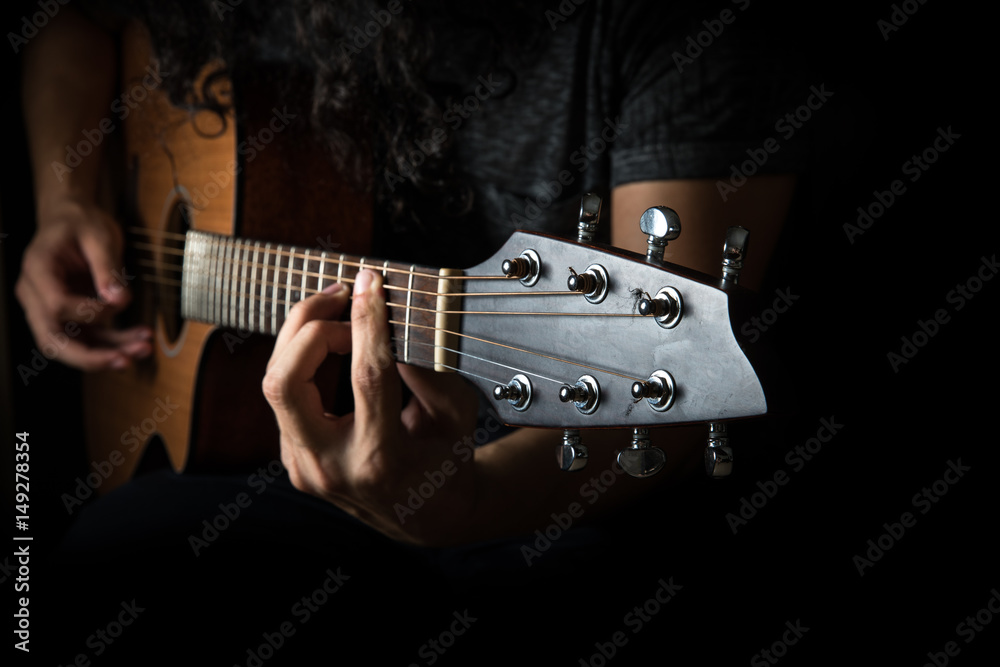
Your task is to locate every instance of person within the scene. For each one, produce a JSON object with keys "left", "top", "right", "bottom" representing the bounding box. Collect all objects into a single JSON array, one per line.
[{"left": 14, "top": 0, "right": 811, "bottom": 662}]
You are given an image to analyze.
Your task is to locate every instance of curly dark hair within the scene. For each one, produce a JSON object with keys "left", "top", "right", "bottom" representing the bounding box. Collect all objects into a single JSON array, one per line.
[{"left": 98, "top": 0, "right": 542, "bottom": 257}]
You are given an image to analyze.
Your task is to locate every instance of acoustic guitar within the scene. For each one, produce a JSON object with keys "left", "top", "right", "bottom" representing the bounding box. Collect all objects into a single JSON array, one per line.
[{"left": 83, "top": 23, "right": 766, "bottom": 493}]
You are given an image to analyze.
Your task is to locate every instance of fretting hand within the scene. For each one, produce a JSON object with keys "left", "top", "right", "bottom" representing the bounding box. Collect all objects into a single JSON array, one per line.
[{"left": 262, "top": 269, "right": 481, "bottom": 546}]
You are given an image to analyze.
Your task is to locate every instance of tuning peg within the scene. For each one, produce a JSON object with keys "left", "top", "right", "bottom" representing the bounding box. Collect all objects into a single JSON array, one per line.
[
  {"left": 637, "top": 286, "right": 682, "bottom": 328},
  {"left": 617, "top": 428, "right": 665, "bottom": 478},
  {"left": 566, "top": 264, "right": 609, "bottom": 304},
  {"left": 721, "top": 226, "right": 750, "bottom": 284},
  {"left": 704, "top": 422, "right": 733, "bottom": 478},
  {"left": 630, "top": 370, "right": 675, "bottom": 412},
  {"left": 639, "top": 206, "right": 681, "bottom": 262},
  {"left": 558, "top": 375, "right": 600, "bottom": 414},
  {"left": 576, "top": 193, "right": 602, "bottom": 243},
  {"left": 500, "top": 249, "right": 540, "bottom": 286},
  {"left": 493, "top": 374, "right": 532, "bottom": 411},
  {"left": 558, "top": 429, "right": 588, "bottom": 471}
]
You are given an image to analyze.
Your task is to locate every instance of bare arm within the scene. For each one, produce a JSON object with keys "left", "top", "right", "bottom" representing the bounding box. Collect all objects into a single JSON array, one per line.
[{"left": 16, "top": 6, "right": 152, "bottom": 370}]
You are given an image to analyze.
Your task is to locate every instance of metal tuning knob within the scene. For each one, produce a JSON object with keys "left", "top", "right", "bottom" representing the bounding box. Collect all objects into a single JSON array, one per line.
[
  {"left": 493, "top": 374, "right": 532, "bottom": 411},
  {"left": 558, "top": 375, "right": 600, "bottom": 414},
  {"left": 637, "top": 286, "right": 682, "bottom": 328},
  {"left": 721, "top": 226, "right": 750, "bottom": 284},
  {"left": 699, "top": 226, "right": 750, "bottom": 477},
  {"left": 639, "top": 206, "right": 681, "bottom": 263},
  {"left": 558, "top": 429, "right": 588, "bottom": 472},
  {"left": 617, "top": 428, "right": 666, "bottom": 478},
  {"left": 576, "top": 193, "right": 602, "bottom": 243},
  {"left": 566, "top": 264, "right": 609, "bottom": 303},
  {"left": 501, "top": 249, "right": 540, "bottom": 286},
  {"left": 630, "top": 370, "right": 676, "bottom": 412},
  {"left": 705, "top": 422, "right": 733, "bottom": 478}
]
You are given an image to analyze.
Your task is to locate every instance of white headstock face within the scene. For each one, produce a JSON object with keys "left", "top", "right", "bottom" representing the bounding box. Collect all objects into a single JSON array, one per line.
[{"left": 455, "top": 231, "right": 766, "bottom": 431}]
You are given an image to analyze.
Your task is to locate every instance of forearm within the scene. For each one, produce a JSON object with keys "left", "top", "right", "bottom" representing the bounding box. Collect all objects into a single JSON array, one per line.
[
  {"left": 464, "top": 425, "right": 703, "bottom": 542},
  {"left": 22, "top": 5, "right": 117, "bottom": 210}
]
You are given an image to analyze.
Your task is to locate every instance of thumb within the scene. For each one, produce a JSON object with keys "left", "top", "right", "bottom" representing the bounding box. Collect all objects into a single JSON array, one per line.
[{"left": 77, "top": 216, "right": 128, "bottom": 306}]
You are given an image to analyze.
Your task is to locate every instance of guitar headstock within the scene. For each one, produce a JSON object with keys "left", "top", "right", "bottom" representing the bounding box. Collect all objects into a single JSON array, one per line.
[{"left": 453, "top": 195, "right": 764, "bottom": 477}]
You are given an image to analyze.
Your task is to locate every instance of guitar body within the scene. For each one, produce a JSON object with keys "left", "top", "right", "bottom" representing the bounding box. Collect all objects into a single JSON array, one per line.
[{"left": 84, "top": 23, "right": 372, "bottom": 492}]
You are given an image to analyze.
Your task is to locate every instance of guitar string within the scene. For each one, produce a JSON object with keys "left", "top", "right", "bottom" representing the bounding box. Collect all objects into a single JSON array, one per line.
[
  {"left": 128, "top": 232, "right": 566, "bottom": 301},
  {"left": 132, "top": 272, "right": 647, "bottom": 384},
  {"left": 127, "top": 231, "right": 512, "bottom": 282},
  {"left": 387, "top": 337, "right": 565, "bottom": 387},
  {"left": 130, "top": 236, "right": 586, "bottom": 300},
  {"left": 130, "top": 246, "right": 570, "bottom": 299},
  {"left": 137, "top": 273, "right": 644, "bottom": 318},
  {"left": 125, "top": 234, "right": 649, "bottom": 383},
  {"left": 386, "top": 321, "right": 643, "bottom": 382}
]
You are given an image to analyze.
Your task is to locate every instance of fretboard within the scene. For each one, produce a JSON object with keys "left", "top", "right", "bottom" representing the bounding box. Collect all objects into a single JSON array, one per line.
[{"left": 180, "top": 230, "right": 462, "bottom": 371}]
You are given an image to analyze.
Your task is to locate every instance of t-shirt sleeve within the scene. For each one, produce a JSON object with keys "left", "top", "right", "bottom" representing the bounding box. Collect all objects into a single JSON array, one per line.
[{"left": 606, "top": 1, "right": 814, "bottom": 187}]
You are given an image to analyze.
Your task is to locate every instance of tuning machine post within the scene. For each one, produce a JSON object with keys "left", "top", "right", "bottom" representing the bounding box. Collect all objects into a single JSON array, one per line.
[
  {"left": 705, "top": 422, "right": 733, "bottom": 478},
  {"left": 558, "top": 429, "right": 588, "bottom": 472},
  {"left": 493, "top": 374, "right": 532, "bottom": 411},
  {"left": 639, "top": 206, "right": 681, "bottom": 263},
  {"left": 702, "top": 225, "right": 751, "bottom": 478},
  {"left": 576, "top": 192, "right": 602, "bottom": 243},
  {"left": 618, "top": 428, "right": 666, "bottom": 478}
]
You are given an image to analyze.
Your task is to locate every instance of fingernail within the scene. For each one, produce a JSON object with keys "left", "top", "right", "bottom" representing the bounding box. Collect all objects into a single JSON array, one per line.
[
  {"left": 124, "top": 340, "right": 152, "bottom": 358},
  {"left": 354, "top": 270, "right": 374, "bottom": 296},
  {"left": 322, "top": 283, "right": 345, "bottom": 295},
  {"left": 101, "top": 283, "right": 123, "bottom": 302},
  {"left": 110, "top": 356, "right": 129, "bottom": 370}
]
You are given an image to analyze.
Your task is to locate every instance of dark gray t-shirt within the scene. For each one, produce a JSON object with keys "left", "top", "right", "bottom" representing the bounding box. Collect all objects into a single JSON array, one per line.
[{"left": 411, "top": 0, "right": 812, "bottom": 263}]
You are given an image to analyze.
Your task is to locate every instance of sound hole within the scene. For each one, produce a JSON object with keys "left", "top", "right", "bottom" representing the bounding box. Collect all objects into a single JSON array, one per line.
[{"left": 158, "top": 199, "right": 191, "bottom": 344}]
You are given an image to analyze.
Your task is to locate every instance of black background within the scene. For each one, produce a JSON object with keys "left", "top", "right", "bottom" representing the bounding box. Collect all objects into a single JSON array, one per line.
[{"left": 1, "top": 1, "right": 993, "bottom": 665}]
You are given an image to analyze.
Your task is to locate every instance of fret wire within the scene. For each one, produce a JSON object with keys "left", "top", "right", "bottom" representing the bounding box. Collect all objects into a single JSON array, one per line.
[
  {"left": 219, "top": 241, "right": 233, "bottom": 328},
  {"left": 234, "top": 239, "right": 244, "bottom": 330},
  {"left": 267, "top": 244, "right": 276, "bottom": 335},
  {"left": 253, "top": 241, "right": 262, "bottom": 328},
  {"left": 301, "top": 247, "right": 310, "bottom": 311},
  {"left": 212, "top": 236, "right": 222, "bottom": 324},
  {"left": 225, "top": 238, "right": 236, "bottom": 328},
  {"left": 405, "top": 264, "right": 415, "bottom": 365},
  {"left": 262, "top": 242, "right": 273, "bottom": 334},
  {"left": 229, "top": 237, "right": 240, "bottom": 327},
  {"left": 197, "top": 237, "right": 207, "bottom": 323},
  {"left": 206, "top": 235, "right": 215, "bottom": 324},
  {"left": 318, "top": 250, "right": 327, "bottom": 294},
  {"left": 284, "top": 244, "right": 294, "bottom": 323}
]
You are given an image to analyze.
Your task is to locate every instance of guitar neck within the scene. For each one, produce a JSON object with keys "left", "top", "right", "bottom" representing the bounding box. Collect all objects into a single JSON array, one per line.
[{"left": 179, "top": 230, "right": 463, "bottom": 372}]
